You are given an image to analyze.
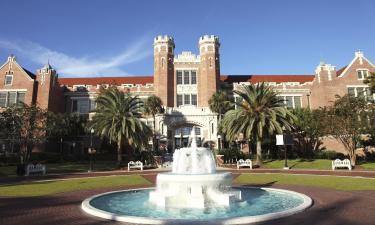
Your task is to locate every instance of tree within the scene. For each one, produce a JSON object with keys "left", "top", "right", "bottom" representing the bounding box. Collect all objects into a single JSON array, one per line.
[
  {"left": 292, "top": 108, "right": 328, "bottom": 158},
  {"left": 327, "top": 95, "right": 370, "bottom": 166},
  {"left": 89, "top": 87, "right": 152, "bottom": 165},
  {"left": 0, "top": 103, "right": 46, "bottom": 164},
  {"left": 208, "top": 90, "right": 233, "bottom": 122},
  {"left": 144, "top": 95, "right": 164, "bottom": 152},
  {"left": 221, "top": 83, "right": 296, "bottom": 166},
  {"left": 208, "top": 90, "right": 233, "bottom": 148},
  {"left": 364, "top": 72, "right": 375, "bottom": 94},
  {"left": 46, "top": 112, "right": 68, "bottom": 139}
]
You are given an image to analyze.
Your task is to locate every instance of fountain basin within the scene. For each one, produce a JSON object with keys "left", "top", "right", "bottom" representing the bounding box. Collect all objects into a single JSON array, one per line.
[
  {"left": 149, "top": 172, "right": 241, "bottom": 208},
  {"left": 82, "top": 187, "right": 313, "bottom": 225}
]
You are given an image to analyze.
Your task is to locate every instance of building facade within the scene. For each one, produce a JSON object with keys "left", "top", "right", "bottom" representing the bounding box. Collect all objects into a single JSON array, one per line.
[{"left": 1, "top": 35, "right": 374, "bottom": 151}]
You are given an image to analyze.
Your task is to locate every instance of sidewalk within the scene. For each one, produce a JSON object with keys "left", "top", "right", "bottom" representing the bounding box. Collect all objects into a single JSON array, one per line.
[{"left": 1, "top": 167, "right": 375, "bottom": 185}]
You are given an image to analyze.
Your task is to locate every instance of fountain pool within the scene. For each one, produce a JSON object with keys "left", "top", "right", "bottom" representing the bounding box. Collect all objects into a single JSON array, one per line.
[{"left": 82, "top": 128, "right": 312, "bottom": 224}]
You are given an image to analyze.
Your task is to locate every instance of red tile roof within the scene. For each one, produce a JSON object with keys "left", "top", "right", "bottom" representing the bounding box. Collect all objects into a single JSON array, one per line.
[
  {"left": 58, "top": 74, "right": 315, "bottom": 86},
  {"left": 220, "top": 75, "right": 315, "bottom": 83},
  {"left": 58, "top": 76, "right": 153, "bottom": 86},
  {"left": 336, "top": 66, "right": 347, "bottom": 76}
]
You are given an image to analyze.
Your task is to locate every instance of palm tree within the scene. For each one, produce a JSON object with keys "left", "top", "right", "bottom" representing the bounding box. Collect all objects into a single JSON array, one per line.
[
  {"left": 90, "top": 87, "right": 152, "bottom": 165},
  {"left": 222, "top": 83, "right": 296, "bottom": 166},
  {"left": 208, "top": 90, "right": 233, "bottom": 149},
  {"left": 144, "top": 95, "right": 164, "bottom": 151}
]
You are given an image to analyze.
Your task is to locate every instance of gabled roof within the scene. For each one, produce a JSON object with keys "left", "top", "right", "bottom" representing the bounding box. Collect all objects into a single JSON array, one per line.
[
  {"left": 58, "top": 76, "right": 154, "bottom": 86},
  {"left": 22, "top": 67, "right": 36, "bottom": 79},
  {"left": 336, "top": 66, "right": 347, "bottom": 77},
  {"left": 220, "top": 75, "right": 315, "bottom": 83}
]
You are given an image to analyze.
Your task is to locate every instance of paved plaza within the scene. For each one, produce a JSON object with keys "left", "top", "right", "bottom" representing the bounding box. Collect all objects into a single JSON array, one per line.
[{"left": 1, "top": 169, "right": 375, "bottom": 225}]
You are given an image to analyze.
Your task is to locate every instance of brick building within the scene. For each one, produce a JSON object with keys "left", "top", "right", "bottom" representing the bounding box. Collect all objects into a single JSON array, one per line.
[{"left": 1, "top": 35, "right": 374, "bottom": 151}]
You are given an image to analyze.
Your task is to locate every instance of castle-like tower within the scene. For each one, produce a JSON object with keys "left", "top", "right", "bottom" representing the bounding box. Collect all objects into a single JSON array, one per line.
[
  {"left": 153, "top": 35, "right": 175, "bottom": 107},
  {"left": 198, "top": 35, "right": 220, "bottom": 107},
  {"left": 36, "top": 63, "right": 63, "bottom": 112}
]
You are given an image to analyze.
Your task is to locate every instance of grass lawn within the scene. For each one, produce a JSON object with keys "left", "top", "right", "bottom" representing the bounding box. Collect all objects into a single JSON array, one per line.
[
  {"left": 262, "top": 159, "right": 332, "bottom": 170},
  {"left": 358, "top": 162, "right": 375, "bottom": 170},
  {"left": 235, "top": 173, "right": 375, "bottom": 191},
  {"left": 0, "top": 162, "right": 118, "bottom": 177},
  {"left": 0, "top": 175, "right": 151, "bottom": 197}
]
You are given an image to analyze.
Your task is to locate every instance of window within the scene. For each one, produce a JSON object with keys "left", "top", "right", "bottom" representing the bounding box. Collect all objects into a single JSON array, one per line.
[
  {"left": 184, "top": 94, "right": 190, "bottom": 105},
  {"left": 89, "top": 99, "right": 96, "bottom": 112},
  {"left": 177, "top": 95, "right": 183, "bottom": 107},
  {"left": 348, "top": 86, "right": 374, "bottom": 102},
  {"left": 72, "top": 99, "right": 90, "bottom": 114},
  {"left": 17, "top": 92, "right": 25, "bottom": 103},
  {"left": 0, "top": 93, "right": 6, "bottom": 107},
  {"left": 357, "top": 70, "right": 369, "bottom": 80},
  {"left": 191, "top": 94, "right": 197, "bottom": 106},
  {"left": 294, "top": 96, "right": 302, "bottom": 108},
  {"left": 0, "top": 92, "right": 26, "bottom": 108},
  {"left": 4, "top": 75, "right": 13, "bottom": 85},
  {"left": 191, "top": 71, "right": 197, "bottom": 84},
  {"left": 279, "top": 95, "right": 302, "bottom": 109},
  {"left": 177, "top": 71, "right": 183, "bottom": 84},
  {"left": 348, "top": 87, "right": 355, "bottom": 97},
  {"left": 7, "top": 92, "right": 16, "bottom": 106},
  {"left": 183, "top": 71, "right": 190, "bottom": 84},
  {"left": 285, "top": 96, "right": 293, "bottom": 108}
]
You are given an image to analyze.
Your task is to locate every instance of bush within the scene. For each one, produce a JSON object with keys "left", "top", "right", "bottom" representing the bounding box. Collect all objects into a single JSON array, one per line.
[
  {"left": 218, "top": 148, "right": 248, "bottom": 163},
  {"left": 314, "top": 150, "right": 345, "bottom": 160},
  {"left": 29, "top": 152, "right": 61, "bottom": 163}
]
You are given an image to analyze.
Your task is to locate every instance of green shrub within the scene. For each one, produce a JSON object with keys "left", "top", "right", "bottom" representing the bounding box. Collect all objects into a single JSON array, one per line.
[
  {"left": 314, "top": 150, "right": 345, "bottom": 160},
  {"left": 29, "top": 152, "right": 61, "bottom": 163},
  {"left": 218, "top": 148, "right": 249, "bottom": 163}
]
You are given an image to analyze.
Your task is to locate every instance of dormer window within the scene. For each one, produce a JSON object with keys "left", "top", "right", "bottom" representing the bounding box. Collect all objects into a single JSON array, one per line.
[
  {"left": 4, "top": 75, "right": 13, "bottom": 86},
  {"left": 357, "top": 70, "right": 369, "bottom": 80}
]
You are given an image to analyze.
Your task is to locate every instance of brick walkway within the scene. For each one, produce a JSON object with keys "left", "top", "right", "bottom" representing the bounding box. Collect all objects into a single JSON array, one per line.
[{"left": 0, "top": 171, "right": 375, "bottom": 225}]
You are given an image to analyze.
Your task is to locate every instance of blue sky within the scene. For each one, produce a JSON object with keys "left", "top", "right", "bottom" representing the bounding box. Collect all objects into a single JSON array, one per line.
[{"left": 0, "top": 0, "right": 374, "bottom": 77}]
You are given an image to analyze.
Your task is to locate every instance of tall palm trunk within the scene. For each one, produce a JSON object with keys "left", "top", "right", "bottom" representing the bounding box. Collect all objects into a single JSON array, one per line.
[
  {"left": 117, "top": 139, "right": 122, "bottom": 166},
  {"left": 256, "top": 140, "right": 262, "bottom": 166}
]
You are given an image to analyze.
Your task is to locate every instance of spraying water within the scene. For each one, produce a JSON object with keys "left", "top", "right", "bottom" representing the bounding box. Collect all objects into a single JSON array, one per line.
[{"left": 149, "top": 127, "right": 241, "bottom": 208}]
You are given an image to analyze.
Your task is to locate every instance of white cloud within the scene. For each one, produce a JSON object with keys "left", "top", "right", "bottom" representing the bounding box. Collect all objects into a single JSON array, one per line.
[{"left": 0, "top": 36, "right": 152, "bottom": 76}]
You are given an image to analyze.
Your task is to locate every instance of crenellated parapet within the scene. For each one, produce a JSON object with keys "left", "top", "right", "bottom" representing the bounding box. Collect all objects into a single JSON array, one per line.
[{"left": 174, "top": 51, "right": 201, "bottom": 63}]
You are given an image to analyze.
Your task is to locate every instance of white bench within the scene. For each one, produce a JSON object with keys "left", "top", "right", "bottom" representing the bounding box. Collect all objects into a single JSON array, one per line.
[
  {"left": 128, "top": 161, "right": 143, "bottom": 171},
  {"left": 237, "top": 159, "right": 252, "bottom": 170},
  {"left": 25, "top": 163, "right": 46, "bottom": 176},
  {"left": 332, "top": 159, "right": 352, "bottom": 171}
]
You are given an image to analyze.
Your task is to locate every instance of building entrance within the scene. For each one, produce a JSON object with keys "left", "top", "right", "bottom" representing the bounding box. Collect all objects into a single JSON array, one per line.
[{"left": 174, "top": 126, "right": 201, "bottom": 149}]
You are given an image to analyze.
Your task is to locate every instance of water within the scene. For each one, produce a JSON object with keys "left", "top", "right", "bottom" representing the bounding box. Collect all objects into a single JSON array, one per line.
[{"left": 90, "top": 188, "right": 305, "bottom": 220}]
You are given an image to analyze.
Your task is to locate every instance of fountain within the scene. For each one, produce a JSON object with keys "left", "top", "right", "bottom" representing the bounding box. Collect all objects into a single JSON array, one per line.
[
  {"left": 149, "top": 128, "right": 241, "bottom": 208},
  {"left": 82, "top": 128, "right": 312, "bottom": 224}
]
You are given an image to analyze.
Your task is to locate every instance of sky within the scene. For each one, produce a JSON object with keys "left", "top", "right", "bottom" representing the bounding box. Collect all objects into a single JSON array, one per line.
[{"left": 0, "top": 0, "right": 374, "bottom": 78}]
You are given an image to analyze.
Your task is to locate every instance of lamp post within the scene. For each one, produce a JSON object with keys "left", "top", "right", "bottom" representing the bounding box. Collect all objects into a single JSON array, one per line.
[
  {"left": 60, "top": 137, "right": 63, "bottom": 162},
  {"left": 276, "top": 134, "right": 292, "bottom": 170},
  {"left": 217, "top": 134, "right": 221, "bottom": 152},
  {"left": 72, "top": 142, "right": 76, "bottom": 155},
  {"left": 88, "top": 147, "right": 96, "bottom": 172},
  {"left": 90, "top": 128, "right": 94, "bottom": 148}
]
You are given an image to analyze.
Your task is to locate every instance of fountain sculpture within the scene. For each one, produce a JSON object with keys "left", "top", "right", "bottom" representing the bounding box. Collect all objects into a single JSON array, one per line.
[
  {"left": 149, "top": 128, "right": 241, "bottom": 208},
  {"left": 81, "top": 127, "right": 312, "bottom": 224}
]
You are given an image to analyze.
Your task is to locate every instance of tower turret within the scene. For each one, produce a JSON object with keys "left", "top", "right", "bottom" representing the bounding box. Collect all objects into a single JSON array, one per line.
[
  {"left": 198, "top": 35, "right": 220, "bottom": 107},
  {"left": 153, "top": 35, "right": 175, "bottom": 107},
  {"left": 36, "top": 63, "right": 61, "bottom": 111}
]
